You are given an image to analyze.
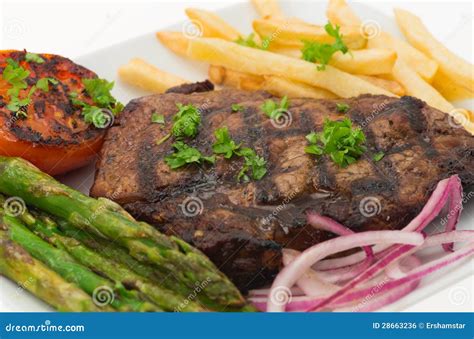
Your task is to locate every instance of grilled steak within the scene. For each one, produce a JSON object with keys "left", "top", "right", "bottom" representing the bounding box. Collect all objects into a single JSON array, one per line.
[{"left": 91, "top": 85, "right": 474, "bottom": 291}]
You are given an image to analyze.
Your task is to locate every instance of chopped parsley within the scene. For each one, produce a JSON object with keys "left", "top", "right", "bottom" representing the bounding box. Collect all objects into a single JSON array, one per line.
[
  {"left": 25, "top": 52, "right": 45, "bottom": 64},
  {"left": 261, "top": 96, "right": 289, "bottom": 120},
  {"left": 301, "top": 22, "right": 349, "bottom": 71},
  {"left": 70, "top": 78, "right": 123, "bottom": 128},
  {"left": 235, "top": 33, "right": 270, "bottom": 50},
  {"left": 237, "top": 147, "right": 267, "bottom": 182},
  {"left": 36, "top": 77, "right": 58, "bottom": 92},
  {"left": 151, "top": 113, "right": 165, "bottom": 124},
  {"left": 212, "top": 127, "right": 241, "bottom": 158},
  {"left": 305, "top": 117, "right": 366, "bottom": 168},
  {"left": 373, "top": 151, "right": 385, "bottom": 162},
  {"left": 171, "top": 104, "right": 201, "bottom": 139},
  {"left": 211, "top": 126, "right": 267, "bottom": 181},
  {"left": 336, "top": 102, "right": 350, "bottom": 113},
  {"left": 3, "top": 58, "right": 31, "bottom": 117},
  {"left": 231, "top": 103, "right": 244, "bottom": 112},
  {"left": 165, "top": 141, "right": 215, "bottom": 169}
]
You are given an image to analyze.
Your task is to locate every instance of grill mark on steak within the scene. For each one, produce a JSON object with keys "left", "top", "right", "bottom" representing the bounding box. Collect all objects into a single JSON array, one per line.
[{"left": 91, "top": 88, "right": 474, "bottom": 291}]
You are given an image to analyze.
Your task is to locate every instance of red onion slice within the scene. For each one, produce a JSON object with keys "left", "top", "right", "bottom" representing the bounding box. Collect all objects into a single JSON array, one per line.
[{"left": 266, "top": 231, "right": 424, "bottom": 312}]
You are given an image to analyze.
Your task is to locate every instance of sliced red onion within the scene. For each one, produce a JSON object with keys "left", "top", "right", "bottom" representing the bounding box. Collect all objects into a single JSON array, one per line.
[
  {"left": 266, "top": 231, "right": 424, "bottom": 312},
  {"left": 283, "top": 249, "right": 339, "bottom": 295},
  {"left": 313, "top": 175, "right": 462, "bottom": 271}
]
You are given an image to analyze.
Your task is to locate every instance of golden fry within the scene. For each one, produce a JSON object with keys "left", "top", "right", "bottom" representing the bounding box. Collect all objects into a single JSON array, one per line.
[
  {"left": 356, "top": 75, "right": 405, "bottom": 96},
  {"left": 252, "top": 18, "right": 366, "bottom": 49},
  {"left": 118, "top": 58, "right": 187, "bottom": 93},
  {"left": 188, "top": 38, "right": 393, "bottom": 98},
  {"left": 326, "top": 0, "right": 362, "bottom": 26},
  {"left": 251, "top": 0, "right": 284, "bottom": 18},
  {"left": 156, "top": 32, "right": 189, "bottom": 57},
  {"left": 185, "top": 8, "right": 241, "bottom": 40},
  {"left": 394, "top": 8, "right": 473, "bottom": 98},
  {"left": 262, "top": 76, "right": 337, "bottom": 99}
]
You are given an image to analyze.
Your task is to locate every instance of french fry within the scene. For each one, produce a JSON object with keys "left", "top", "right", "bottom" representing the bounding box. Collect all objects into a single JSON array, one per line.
[
  {"left": 252, "top": 18, "right": 367, "bottom": 49},
  {"left": 329, "top": 48, "right": 396, "bottom": 75},
  {"left": 118, "top": 58, "right": 187, "bottom": 93},
  {"left": 269, "top": 45, "right": 396, "bottom": 75},
  {"left": 356, "top": 75, "right": 405, "bottom": 96},
  {"left": 367, "top": 32, "right": 438, "bottom": 82},
  {"left": 394, "top": 8, "right": 474, "bottom": 98},
  {"left": 209, "top": 65, "right": 264, "bottom": 91},
  {"left": 185, "top": 8, "right": 241, "bottom": 41},
  {"left": 209, "top": 65, "right": 337, "bottom": 99},
  {"left": 326, "top": 0, "right": 362, "bottom": 26},
  {"left": 156, "top": 32, "right": 189, "bottom": 57},
  {"left": 187, "top": 38, "right": 393, "bottom": 98},
  {"left": 262, "top": 76, "right": 337, "bottom": 99},
  {"left": 432, "top": 71, "right": 474, "bottom": 101},
  {"left": 391, "top": 58, "right": 453, "bottom": 112},
  {"left": 251, "top": 0, "right": 283, "bottom": 18}
]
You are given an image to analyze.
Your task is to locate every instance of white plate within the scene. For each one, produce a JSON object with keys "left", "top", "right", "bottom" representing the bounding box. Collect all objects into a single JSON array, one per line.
[{"left": 1, "top": 1, "right": 473, "bottom": 312}]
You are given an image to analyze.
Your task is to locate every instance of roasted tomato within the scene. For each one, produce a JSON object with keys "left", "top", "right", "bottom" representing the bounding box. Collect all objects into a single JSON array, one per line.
[{"left": 0, "top": 50, "right": 114, "bottom": 175}]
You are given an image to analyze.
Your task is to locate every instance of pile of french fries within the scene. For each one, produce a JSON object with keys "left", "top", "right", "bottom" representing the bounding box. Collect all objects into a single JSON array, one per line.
[{"left": 118, "top": 0, "right": 474, "bottom": 134}]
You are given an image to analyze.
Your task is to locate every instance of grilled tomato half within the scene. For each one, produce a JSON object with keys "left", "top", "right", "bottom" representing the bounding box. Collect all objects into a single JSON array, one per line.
[{"left": 0, "top": 50, "right": 122, "bottom": 175}]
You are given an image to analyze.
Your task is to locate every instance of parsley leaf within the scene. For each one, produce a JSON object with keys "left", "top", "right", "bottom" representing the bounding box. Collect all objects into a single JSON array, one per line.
[
  {"left": 171, "top": 104, "right": 201, "bottom": 139},
  {"left": 261, "top": 96, "right": 289, "bottom": 120},
  {"left": 236, "top": 147, "right": 267, "bottom": 182},
  {"left": 373, "top": 151, "right": 385, "bottom": 162},
  {"left": 2, "top": 58, "right": 32, "bottom": 116},
  {"left": 301, "top": 22, "right": 349, "bottom": 71},
  {"left": 336, "top": 102, "right": 350, "bottom": 113},
  {"left": 305, "top": 117, "right": 366, "bottom": 168},
  {"left": 25, "top": 52, "right": 45, "bottom": 64},
  {"left": 235, "top": 33, "right": 270, "bottom": 50},
  {"left": 165, "top": 141, "right": 215, "bottom": 169},
  {"left": 212, "top": 127, "right": 241, "bottom": 158},
  {"left": 231, "top": 103, "right": 244, "bottom": 112},
  {"left": 151, "top": 113, "right": 165, "bottom": 124},
  {"left": 36, "top": 77, "right": 58, "bottom": 92}
]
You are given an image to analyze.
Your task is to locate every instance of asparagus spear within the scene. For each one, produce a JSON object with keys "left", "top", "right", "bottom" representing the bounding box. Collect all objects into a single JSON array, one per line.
[
  {"left": 0, "top": 157, "right": 245, "bottom": 308},
  {"left": 0, "top": 213, "right": 160, "bottom": 312},
  {"left": 0, "top": 231, "right": 110, "bottom": 312},
  {"left": 17, "top": 207, "right": 205, "bottom": 312}
]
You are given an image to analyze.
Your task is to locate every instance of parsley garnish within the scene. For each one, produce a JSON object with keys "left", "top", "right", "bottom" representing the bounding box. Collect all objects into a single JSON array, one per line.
[
  {"left": 211, "top": 126, "right": 267, "bottom": 181},
  {"left": 373, "top": 151, "right": 385, "bottom": 162},
  {"left": 3, "top": 58, "right": 31, "bottom": 117},
  {"left": 235, "top": 33, "right": 270, "bottom": 50},
  {"left": 261, "top": 96, "right": 289, "bottom": 120},
  {"left": 25, "top": 52, "right": 45, "bottom": 64},
  {"left": 305, "top": 117, "right": 366, "bottom": 168},
  {"left": 231, "top": 104, "right": 244, "bottom": 112},
  {"left": 36, "top": 77, "right": 58, "bottom": 92},
  {"left": 237, "top": 147, "right": 267, "bottom": 182},
  {"left": 301, "top": 22, "right": 349, "bottom": 71},
  {"left": 171, "top": 104, "right": 201, "bottom": 139},
  {"left": 151, "top": 113, "right": 165, "bottom": 124},
  {"left": 336, "top": 103, "right": 350, "bottom": 113},
  {"left": 212, "top": 127, "right": 241, "bottom": 158},
  {"left": 69, "top": 78, "right": 123, "bottom": 128},
  {"left": 165, "top": 141, "right": 215, "bottom": 169}
]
